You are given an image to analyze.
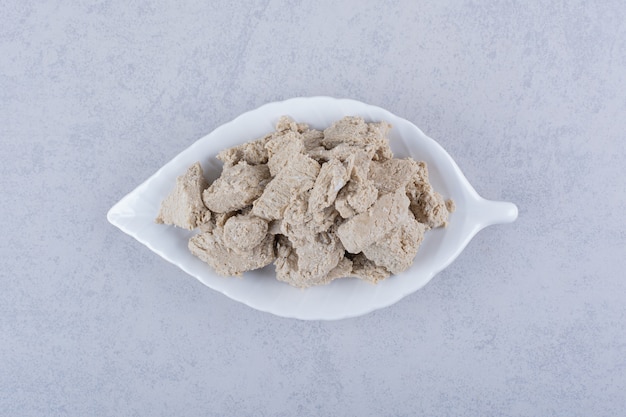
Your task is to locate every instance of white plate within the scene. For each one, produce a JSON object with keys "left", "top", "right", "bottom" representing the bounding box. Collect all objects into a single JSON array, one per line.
[{"left": 107, "top": 97, "right": 518, "bottom": 320}]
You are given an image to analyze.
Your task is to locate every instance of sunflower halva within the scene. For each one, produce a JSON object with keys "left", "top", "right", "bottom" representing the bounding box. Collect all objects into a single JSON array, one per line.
[{"left": 156, "top": 116, "right": 454, "bottom": 288}]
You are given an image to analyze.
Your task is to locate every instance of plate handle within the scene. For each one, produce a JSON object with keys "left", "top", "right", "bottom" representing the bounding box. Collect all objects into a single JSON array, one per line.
[{"left": 474, "top": 198, "right": 518, "bottom": 227}]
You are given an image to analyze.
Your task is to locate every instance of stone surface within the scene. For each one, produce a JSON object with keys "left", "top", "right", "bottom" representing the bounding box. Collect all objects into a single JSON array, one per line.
[{"left": 1, "top": 1, "right": 625, "bottom": 416}]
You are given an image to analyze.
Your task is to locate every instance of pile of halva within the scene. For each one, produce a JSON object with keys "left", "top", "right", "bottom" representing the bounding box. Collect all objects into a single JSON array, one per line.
[{"left": 156, "top": 116, "right": 454, "bottom": 288}]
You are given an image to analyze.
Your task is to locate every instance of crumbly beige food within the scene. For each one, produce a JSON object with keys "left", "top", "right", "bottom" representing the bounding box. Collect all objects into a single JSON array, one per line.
[
  {"left": 155, "top": 162, "right": 210, "bottom": 230},
  {"left": 189, "top": 227, "right": 275, "bottom": 277},
  {"left": 156, "top": 116, "right": 454, "bottom": 288},
  {"left": 336, "top": 188, "right": 411, "bottom": 254},
  {"left": 202, "top": 162, "right": 270, "bottom": 213}
]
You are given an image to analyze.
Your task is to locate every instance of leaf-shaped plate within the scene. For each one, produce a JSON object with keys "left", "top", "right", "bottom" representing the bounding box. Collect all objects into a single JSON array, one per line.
[{"left": 107, "top": 97, "right": 518, "bottom": 320}]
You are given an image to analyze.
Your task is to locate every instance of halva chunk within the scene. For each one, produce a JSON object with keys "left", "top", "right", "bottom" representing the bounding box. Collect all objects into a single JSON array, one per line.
[{"left": 156, "top": 162, "right": 210, "bottom": 230}]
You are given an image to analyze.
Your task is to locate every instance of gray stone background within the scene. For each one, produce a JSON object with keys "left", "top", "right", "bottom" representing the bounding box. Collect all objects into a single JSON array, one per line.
[{"left": 2, "top": 1, "right": 625, "bottom": 416}]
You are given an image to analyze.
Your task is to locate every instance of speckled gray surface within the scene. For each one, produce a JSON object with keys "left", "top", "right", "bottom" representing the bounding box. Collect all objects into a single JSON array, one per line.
[{"left": 2, "top": 1, "right": 625, "bottom": 415}]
